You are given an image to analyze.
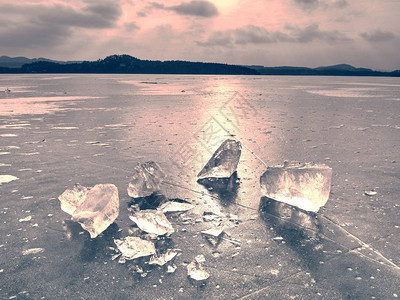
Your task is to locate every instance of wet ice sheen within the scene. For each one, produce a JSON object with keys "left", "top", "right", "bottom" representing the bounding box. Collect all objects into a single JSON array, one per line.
[
  {"left": 59, "top": 184, "right": 119, "bottom": 238},
  {"left": 260, "top": 162, "right": 332, "bottom": 212},
  {"left": 127, "top": 161, "right": 166, "bottom": 198},
  {"left": 197, "top": 139, "right": 241, "bottom": 179}
]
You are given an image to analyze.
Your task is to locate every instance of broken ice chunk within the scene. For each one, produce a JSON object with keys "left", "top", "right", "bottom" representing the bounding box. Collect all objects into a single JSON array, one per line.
[
  {"left": 127, "top": 161, "right": 165, "bottom": 198},
  {"left": 22, "top": 248, "right": 45, "bottom": 256},
  {"left": 0, "top": 175, "right": 19, "bottom": 185},
  {"left": 129, "top": 210, "right": 174, "bottom": 236},
  {"left": 197, "top": 139, "right": 241, "bottom": 179},
  {"left": 260, "top": 162, "right": 332, "bottom": 212},
  {"left": 167, "top": 264, "right": 177, "bottom": 273},
  {"left": 114, "top": 236, "right": 156, "bottom": 260},
  {"left": 201, "top": 228, "right": 224, "bottom": 247},
  {"left": 70, "top": 184, "right": 119, "bottom": 238},
  {"left": 364, "top": 190, "right": 377, "bottom": 196},
  {"left": 58, "top": 183, "right": 90, "bottom": 215},
  {"left": 187, "top": 255, "right": 209, "bottom": 281},
  {"left": 149, "top": 249, "right": 179, "bottom": 266},
  {"left": 159, "top": 200, "right": 194, "bottom": 213}
]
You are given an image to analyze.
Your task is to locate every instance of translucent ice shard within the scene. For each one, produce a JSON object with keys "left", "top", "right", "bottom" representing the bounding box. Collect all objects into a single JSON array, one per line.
[
  {"left": 114, "top": 236, "right": 156, "bottom": 260},
  {"left": 159, "top": 200, "right": 194, "bottom": 213},
  {"left": 127, "top": 161, "right": 166, "bottom": 198},
  {"left": 59, "top": 184, "right": 119, "bottom": 238},
  {"left": 197, "top": 139, "right": 241, "bottom": 179},
  {"left": 149, "top": 249, "right": 179, "bottom": 266},
  {"left": 129, "top": 209, "right": 174, "bottom": 236},
  {"left": 187, "top": 255, "right": 209, "bottom": 281},
  {"left": 201, "top": 228, "right": 224, "bottom": 247},
  {"left": 58, "top": 183, "right": 90, "bottom": 215},
  {"left": 260, "top": 162, "right": 332, "bottom": 212}
]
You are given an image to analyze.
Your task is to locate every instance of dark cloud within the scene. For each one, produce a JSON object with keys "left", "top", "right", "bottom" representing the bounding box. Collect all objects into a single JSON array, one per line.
[
  {"left": 0, "top": 2, "right": 121, "bottom": 50},
  {"left": 152, "top": 1, "right": 219, "bottom": 17},
  {"left": 293, "top": 0, "right": 348, "bottom": 10},
  {"left": 360, "top": 29, "right": 396, "bottom": 42},
  {"left": 39, "top": 2, "right": 121, "bottom": 29},
  {"left": 234, "top": 26, "right": 292, "bottom": 44},
  {"left": 290, "top": 24, "right": 350, "bottom": 43},
  {"left": 0, "top": 23, "right": 70, "bottom": 48},
  {"left": 198, "top": 24, "right": 351, "bottom": 47},
  {"left": 125, "top": 22, "right": 140, "bottom": 32}
]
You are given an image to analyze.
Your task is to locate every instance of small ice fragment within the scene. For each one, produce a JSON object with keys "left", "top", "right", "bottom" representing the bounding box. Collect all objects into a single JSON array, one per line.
[
  {"left": 111, "top": 253, "right": 121, "bottom": 260},
  {"left": 167, "top": 264, "right": 177, "bottom": 273},
  {"left": 364, "top": 190, "right": 377, "bottom": 196},
  {"left": 129, "top": 210, "right": 174, "bottom": 236},
  {"left": 71, "top": 184, "right": 119, "bottom": 238},
  {"left": 22, "top": 248, "right": 44, "bottom": 255},
  {"left": 19, "top": 216, "right": 32, "bottom": 222},
  {"left": 0, "top": 175, "right": 19, "bottom": 185},
  {"left": 58, "top": 183, "right": 90, "bottom": 215},
  {"left": 127, "top": 161, "right": 166, "bottom": 198},
  {"left": 114, "top": 236, "right": 156, "bottom": 260},
  {"left": 187, "top": 255, "right": 209, "bottom": 281},
  {"left": 159, "top": 201, "right": 194, "bottom": 213},
  {"left": 260, "top": 162, "right": 332, "bottom": 212},
  {"left": 149, "top": 249, "right": 179, "bottom": 266},
  {"left": 197, "top": 139, "right": 241, "bottom": 179},
  {"left": 201, "top": 228, "right": 224, "bottom": 247}
]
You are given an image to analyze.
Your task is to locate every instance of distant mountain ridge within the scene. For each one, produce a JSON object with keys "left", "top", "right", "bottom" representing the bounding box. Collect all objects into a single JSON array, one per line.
[
  {"left": 0, "top": 54, "right": 257, "bottom": 75},
  {"left": 0, "top": 55, "right": 398, "bottom": 76},
  {"left": 0, "top": 56, "right": 80, "bottom": 68},
  {"left": 247, "top": 63, "right": 399, "bottom": 76}
]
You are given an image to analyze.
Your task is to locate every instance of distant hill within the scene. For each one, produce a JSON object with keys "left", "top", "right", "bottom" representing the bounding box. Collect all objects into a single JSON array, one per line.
[
  {"left": 248, "top": 64, "right": 399, "bottom": 76},
  {"left": 0, "top": 54, "right": 257, "bottom": 75},
  {"left": 0, "top": 54, "right": 398, "bottom": 76},
  {"left": 0, "top": 56, "right": 79, "bottom": 68}
]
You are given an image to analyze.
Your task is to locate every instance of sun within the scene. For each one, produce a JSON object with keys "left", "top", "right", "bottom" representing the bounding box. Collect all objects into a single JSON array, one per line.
[{"left": 209, "top": 0, "right": 240, "bottom": 13}]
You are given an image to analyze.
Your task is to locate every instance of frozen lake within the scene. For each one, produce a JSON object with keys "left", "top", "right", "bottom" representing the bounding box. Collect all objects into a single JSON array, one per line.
[{"left": 0, "top": 74, "right": 399, "bottom": 299}]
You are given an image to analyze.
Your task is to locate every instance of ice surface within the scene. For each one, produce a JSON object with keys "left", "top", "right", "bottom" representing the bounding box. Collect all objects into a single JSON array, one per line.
[
  {"left": 114, "top": 236, "right": 156, "bottom": 260},
  {"left": 129, "top": 209, "right": 174, "bottom": 236},
  {"left": 58, "top": 183, "right": 90, "bottom": 215},
  {"left": 127, "top": 161, "right": 166, "bottom": 198},
  {"left": 187, "top": 255, "right": 209, "bottom": 281},
  {"left": 260, "top": 162, "right": 332, "bottom": 212},
  {"left": 59, "top": 184, "right": 119, "bottom": 238},
  {"left": 197, "top": 139, "right": 241, "bottom": 179}
]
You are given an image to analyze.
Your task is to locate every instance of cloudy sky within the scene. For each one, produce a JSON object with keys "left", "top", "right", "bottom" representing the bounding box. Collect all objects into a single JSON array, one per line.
[{"left": 0, "top": 0, "right": 399, "bottom": 69}]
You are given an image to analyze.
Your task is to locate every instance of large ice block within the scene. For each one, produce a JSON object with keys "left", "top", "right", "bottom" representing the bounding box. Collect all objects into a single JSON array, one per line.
[
  {"left": 127, "top": 161, "right": 165, "bottom": 198},
  {"left": 197, "top": 139, "right": 241, "bottom": 179},
  {"left": 68, "top": 184, "right": 119, "bottom": 238},
  {"left": 260, "top": 162, "right": 332, "bottom": 212}
]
